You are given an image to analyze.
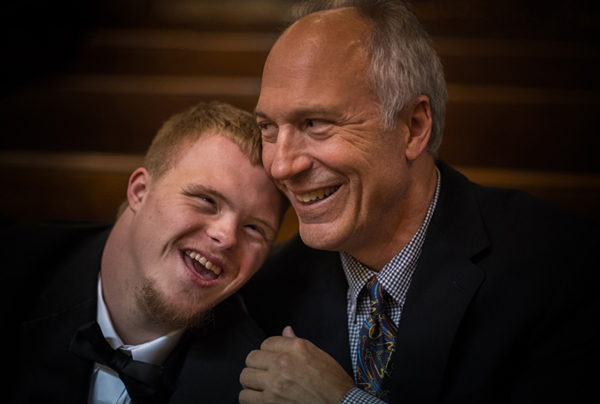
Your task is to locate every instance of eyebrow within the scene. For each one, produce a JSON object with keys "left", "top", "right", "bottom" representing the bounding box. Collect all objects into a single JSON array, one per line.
[
  {"left": 184, "top": 183, "right": 279, "bottom": 241},
  {"left": 254, "top": 105, "right": 338, "bottom": 120},
  {"left": 184, "top": 183, "right": 229, "bottom": 204},
  {"left": 254, "top": 108, "right": 268, "bottom": 119}
]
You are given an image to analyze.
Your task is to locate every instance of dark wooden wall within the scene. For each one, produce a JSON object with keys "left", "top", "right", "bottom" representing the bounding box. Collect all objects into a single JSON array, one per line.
[{"left": 1, "top": 0, "right": 599, "bottom": 240}]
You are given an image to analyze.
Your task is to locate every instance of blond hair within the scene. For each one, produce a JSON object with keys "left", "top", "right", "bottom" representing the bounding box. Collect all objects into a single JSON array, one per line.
[
  {"left": 144, "top": 101, "right": 262, "bottom": 180},
  {"left": 117, "top": 101, "right": 262, "bottom": 218}
]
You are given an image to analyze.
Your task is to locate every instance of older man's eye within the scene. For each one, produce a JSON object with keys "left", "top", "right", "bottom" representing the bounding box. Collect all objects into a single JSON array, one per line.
[
  {"left": 258, "top": 121, "right": 278, "bottom": 142},
  {"left": 258, "top": 121, "right": 275, "bottom": 132},
  {"left": 305, "top": 119, "right": 329, "bottom": 131}
]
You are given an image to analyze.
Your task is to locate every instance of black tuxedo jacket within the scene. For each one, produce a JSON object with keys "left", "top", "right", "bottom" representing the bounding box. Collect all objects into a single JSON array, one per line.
[
  {"left": 2, "top": 222, "right": 264, "bottom": 403},
  {"left": 241, "top": 162, "right": 599, "bottom": 403}
]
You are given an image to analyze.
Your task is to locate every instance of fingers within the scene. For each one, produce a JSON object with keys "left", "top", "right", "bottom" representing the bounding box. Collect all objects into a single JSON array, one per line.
[
  {"left": 238, "top": 388, "right": 262, "bottom": 404},
  {"left": 282, "top": 325, "right": 296, "bottom": 338},
  {"left": 241, "top": 334, "right": 356, "bottom": 404},
  {"left": 260, "top": 334, "right": 309, "bottom": 353},
  {"left": 240, "top": 366, "right": 266, "bottom": 390},
  {"left": 245, "top": 348, "right": 279, "bottom": 370}
]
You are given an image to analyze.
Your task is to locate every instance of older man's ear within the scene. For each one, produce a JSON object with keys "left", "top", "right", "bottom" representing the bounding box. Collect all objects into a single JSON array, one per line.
[{"left": 404, "top": 95, "right": 433, "bottom": 161}]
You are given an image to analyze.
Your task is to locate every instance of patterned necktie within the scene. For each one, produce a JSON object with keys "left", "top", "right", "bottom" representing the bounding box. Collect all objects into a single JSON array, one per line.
[
  {"left": 70, "top": 321, "right": 171, "bottom": 404},
  {"left": 356, "top": 277, "right": 398, "bottom": 402}
]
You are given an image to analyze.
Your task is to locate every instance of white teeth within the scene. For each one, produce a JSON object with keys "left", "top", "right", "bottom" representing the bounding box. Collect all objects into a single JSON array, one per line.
[
  {"left": 185, "top": 250, "right": 222, "bottom": 275},
  {"left": 295, "top": 186, "right": 338, "bottom": 203}
]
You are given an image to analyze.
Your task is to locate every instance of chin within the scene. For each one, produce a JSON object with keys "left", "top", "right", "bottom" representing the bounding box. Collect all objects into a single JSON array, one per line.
[
  {"left": 138, "top": 279, "right": 214, "bottom": 330},
  {"left": 298, "top": 224, "right": 347, "bottom": 252}
]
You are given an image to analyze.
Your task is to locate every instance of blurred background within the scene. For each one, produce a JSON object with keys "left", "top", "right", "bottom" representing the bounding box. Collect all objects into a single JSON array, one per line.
[{"left": 0, "top": 0, "right": 599, "bottom": 241}]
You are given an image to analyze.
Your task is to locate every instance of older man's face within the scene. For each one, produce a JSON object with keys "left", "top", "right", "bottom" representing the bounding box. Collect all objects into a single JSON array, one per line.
[{"left": 256, "top": 10, "right": 413, "bottom": 261}]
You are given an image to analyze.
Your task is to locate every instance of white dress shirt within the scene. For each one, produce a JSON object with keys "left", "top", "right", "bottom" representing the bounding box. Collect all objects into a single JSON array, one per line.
[{"left": 88, "top": 277, "right": 184, "bottom": 404}]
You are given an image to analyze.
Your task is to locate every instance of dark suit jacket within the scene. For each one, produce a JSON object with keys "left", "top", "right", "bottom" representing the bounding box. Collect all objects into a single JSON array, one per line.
[
  {"left": 2, "top": 222, "right": 265, "bottom": 403},
  {"left": 240, "top": 162, "right": 600, "bottom": 403}
]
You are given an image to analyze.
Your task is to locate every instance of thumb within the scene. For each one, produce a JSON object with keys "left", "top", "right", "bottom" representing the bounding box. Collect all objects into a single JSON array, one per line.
[{"left": 282, "top": 325, "right": 296, "bottom": 338}]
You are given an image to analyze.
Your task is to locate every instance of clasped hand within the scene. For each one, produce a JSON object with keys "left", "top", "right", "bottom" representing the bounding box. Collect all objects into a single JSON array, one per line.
[{"left": 239, "top": 326, "right": 355, "bottom": 404}]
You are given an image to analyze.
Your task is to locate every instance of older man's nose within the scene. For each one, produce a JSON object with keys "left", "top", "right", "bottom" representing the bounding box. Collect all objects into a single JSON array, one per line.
[{"left": 264, "top": 128, "right": 312, "bottom": 181}]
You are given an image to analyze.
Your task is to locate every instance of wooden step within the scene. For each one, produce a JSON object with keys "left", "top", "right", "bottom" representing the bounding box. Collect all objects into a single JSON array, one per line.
[
  {"left": 440, "top": 84, "right": 600, "bottom": 172},
  {"left": 138, "top": 0, "right": 599, "bottom": 41},
  {"left": 1, "top": 152, "right": 598, "bottom": 238},
  {"left": 69, "top": 30, "right": 276, "bottom": 76},
  {"left": 1, "top": 75, "right": 598, "bottom": 172},
  {"left": 65, "top": 29, "right": 599, "bottom": 90}
]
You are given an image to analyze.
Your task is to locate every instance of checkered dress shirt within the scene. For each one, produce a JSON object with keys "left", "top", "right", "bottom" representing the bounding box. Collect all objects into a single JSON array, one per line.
[{"left": 340, "top": 168, "right": 441, "bottom": 403}]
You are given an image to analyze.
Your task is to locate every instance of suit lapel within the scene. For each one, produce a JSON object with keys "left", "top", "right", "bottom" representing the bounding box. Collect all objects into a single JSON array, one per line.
[
  {"left": 389, "top": 163, "right": 488, "bottom": 403},
  {"left": 23, "top": 298, "right": 97, "bottom": 403},
  {"left": 169, "top": 295, "right": 267, "bottom": 403},
  {"left": 21, "top": 228, "right": 109, "bottom": 403},
  {"left": 390, "top": 224, "right": 485, "bottom": 403},
  {"left": 309, "top": 253, "right": 352, "bottom": 375},
  {"left": 292, "top": 251, "right": 353, "bottom": 376}
]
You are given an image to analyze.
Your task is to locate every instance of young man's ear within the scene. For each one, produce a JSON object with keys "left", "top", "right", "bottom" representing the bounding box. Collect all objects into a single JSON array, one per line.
[
  {"left": 404, "top": 95, "right": 432, "bottom": 161},
  {"left": 127, "top": 167, "right": 151, "bottom": 213}
]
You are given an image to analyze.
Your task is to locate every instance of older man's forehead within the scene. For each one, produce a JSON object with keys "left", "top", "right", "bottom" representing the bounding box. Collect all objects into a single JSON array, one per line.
[
  {"left": 262, "top": 14, "right": 370, "bottom": 85},
  {"left": 272, "top": 7, "right": 370, "bottom": 58}
]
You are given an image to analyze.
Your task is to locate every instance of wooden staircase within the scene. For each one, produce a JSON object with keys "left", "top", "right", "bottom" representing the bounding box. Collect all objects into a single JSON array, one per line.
[{"left": 1, "top": 0, "right": 599, "bottom": 239}]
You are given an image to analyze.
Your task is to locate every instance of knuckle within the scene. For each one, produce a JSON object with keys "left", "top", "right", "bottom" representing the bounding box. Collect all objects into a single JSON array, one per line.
[
  {"left": 292, "top": 337, "right": 307, "bottom": 350},
  {"left": 260, "top": 336, "right": 277, "bottom": 350},
  {"left": 274, "top": 352, "right": 293, "bottom": 369},
  {"left": 289, "top": 338, "right": 312, "bottom": 360}
]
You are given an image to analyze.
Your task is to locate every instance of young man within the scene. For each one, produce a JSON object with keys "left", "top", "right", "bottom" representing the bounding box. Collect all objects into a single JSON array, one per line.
[{"left": 3, "top": 101, "right": 287, "bottom": 403}]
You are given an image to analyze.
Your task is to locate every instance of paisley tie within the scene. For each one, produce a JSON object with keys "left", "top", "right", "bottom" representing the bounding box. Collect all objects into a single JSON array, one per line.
[{"left": 356, "top": 277, "right": 398, "bottom": 402}]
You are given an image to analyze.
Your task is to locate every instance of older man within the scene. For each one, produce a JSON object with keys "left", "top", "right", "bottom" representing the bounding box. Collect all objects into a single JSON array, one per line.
[
  {"left": 239, "top": 1, "right": 599, "bottom": 403},
  {"left": 3, "top": 101, "right": 287, "bottom": 403}
]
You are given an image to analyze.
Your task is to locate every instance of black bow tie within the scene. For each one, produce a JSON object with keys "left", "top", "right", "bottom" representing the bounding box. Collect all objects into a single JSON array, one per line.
[{"left": 70, "top": 321, "right": 171, "bottom": 404}]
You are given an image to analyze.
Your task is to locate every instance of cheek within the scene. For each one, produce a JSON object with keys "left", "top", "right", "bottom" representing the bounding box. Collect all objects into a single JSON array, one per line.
[
  {"left": 162, "top": 203, "right": 200, "bottom": 230},
  {"left": 238, "top": 245, "right": 269, "bottom": 278},
  {"left": 316, "top": 135, "right": 376, "bottom": 169}
]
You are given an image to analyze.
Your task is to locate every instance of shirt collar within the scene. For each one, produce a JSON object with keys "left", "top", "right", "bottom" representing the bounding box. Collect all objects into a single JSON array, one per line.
[
  {"left": 341, "top": 167, "right": 441, "bottom": 304},
  {"left": 96, "top": 276, "right": 184, "bottom": 365}
]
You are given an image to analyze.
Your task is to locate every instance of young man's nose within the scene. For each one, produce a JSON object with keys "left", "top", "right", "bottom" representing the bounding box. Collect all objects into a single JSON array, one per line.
[{"left": 206, "top": 217, "right": 238, "bottom": 250}]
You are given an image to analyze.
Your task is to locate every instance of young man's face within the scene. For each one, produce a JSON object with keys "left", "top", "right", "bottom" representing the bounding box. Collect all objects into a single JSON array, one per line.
[{"left": 127, "top": 133, "right": 284, "bottom": 329}]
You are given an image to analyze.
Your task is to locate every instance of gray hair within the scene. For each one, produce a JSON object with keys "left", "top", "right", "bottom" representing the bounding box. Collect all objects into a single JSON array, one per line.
[{"left": 291, "top": 0, "right": 448, "bottom": 156}]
